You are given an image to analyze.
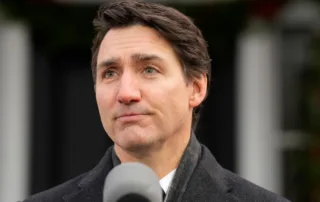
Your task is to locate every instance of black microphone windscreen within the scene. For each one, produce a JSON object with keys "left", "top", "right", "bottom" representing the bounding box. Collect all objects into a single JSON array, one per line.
[{"left": 117, "top": 193, "right": 150, "bottom": 202}]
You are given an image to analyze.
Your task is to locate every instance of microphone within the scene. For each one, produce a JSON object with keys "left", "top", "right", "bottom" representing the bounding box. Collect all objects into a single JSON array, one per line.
[{"left": 103, "top": 162, "right": 163, "bottom": 202}]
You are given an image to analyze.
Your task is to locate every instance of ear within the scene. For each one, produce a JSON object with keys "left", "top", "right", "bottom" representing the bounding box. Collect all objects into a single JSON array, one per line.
[{"left": 189, "top": 73, "right": 207, "bottom": 108}]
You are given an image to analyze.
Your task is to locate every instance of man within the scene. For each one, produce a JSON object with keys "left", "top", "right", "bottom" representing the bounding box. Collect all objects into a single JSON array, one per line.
[{"left": 24, "top": 1, "right": 290, "bottom": 201}]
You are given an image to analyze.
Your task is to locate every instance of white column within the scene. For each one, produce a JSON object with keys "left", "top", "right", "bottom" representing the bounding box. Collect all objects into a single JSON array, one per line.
[
  {"left": 0, "top": 21, "right": 31, "bottom": 202},
  {"left": 236, "top": 19, "right": 283, "bottom": 194}
]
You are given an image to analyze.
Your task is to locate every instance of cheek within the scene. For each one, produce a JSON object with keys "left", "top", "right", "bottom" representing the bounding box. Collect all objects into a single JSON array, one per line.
[
  {"left": 170, "top": 87, "right": 190, "bottom": 115},
  {"left": 96, "top": 88, "right": 106, "bottom": 109},
  {"left": 95, "top": 86, "right": 114, "bottom": 119},
  {"left": 146, "top": 82, "right": 189, "bottom": 120}
]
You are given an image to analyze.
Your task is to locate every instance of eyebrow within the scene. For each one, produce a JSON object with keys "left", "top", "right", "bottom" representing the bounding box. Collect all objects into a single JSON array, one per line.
[
  {"left": 131, "top": 53, "right": 164, "bottom": 63},
  {"left": 97, "top": 57, "right": 120, "bottom": 69},
  {"left": 97, "top": 53, "right": 164, "bottom": 69}
]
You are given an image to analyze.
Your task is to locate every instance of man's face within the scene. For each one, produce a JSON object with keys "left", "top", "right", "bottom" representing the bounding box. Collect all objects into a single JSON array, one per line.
[{"left": 95, "top": 25, "right": 205, "bottom": 151}]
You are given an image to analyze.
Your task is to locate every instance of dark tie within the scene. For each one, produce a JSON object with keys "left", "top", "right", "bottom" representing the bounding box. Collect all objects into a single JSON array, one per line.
[{"left": 162, "top": 189, "right": 166, "bottom": 201}]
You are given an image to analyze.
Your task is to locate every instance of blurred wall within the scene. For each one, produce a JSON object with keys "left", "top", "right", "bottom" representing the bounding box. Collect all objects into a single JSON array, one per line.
[{"left": 0, "top": 21, "right": 31, "bottom": 202}]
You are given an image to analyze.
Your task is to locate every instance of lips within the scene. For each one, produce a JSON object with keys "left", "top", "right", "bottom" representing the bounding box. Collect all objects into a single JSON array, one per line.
[
  {"left": 115, "top": 111, "right": 150, "bottom": 119},
  {"left": 114, "top": 107, "right": 151, "bottom": 121},
  {"left": 117, "top": 113, "right": 142, "bottom": 119},
  {"left": 115, "top": 113, "right": 149, "bottom": 122}
]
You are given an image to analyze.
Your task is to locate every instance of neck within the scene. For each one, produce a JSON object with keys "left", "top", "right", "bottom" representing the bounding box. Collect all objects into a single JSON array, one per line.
[{"left": 114, "top": 130, "right": 191, "bottom": 180}]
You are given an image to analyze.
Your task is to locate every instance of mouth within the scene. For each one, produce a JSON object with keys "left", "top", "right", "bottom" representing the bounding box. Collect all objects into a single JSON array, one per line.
[{"left": 115, "top": 113, "right": 150, "bottom": 122}]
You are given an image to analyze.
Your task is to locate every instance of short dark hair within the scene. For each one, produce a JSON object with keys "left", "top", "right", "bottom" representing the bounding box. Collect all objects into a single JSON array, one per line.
[{"left": 92, "top": 0, "right": 211, "bottom": 129}]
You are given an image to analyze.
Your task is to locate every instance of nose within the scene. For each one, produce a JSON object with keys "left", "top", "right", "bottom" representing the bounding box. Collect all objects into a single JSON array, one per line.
[{"left": 116, "top": 71, "right": 141, "bottom": 105}]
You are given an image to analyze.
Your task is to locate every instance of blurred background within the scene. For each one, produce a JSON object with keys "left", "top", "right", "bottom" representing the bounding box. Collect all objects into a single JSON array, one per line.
[{"left": 0, "top": 0, "right": 320, "bottom": 201}]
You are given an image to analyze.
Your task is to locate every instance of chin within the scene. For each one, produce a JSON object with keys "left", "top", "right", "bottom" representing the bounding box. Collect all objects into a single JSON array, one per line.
[
  {"left": 115, "top": 128, "right": 159, "bottom": 152},
  {"left": 117, "top": 138, "right": 155, "bottom": 153}
]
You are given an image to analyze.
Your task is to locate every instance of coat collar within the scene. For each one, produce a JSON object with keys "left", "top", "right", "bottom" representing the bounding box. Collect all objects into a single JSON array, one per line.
[{"left": 63, "top": 133, "right": 238, "bottom": 202}]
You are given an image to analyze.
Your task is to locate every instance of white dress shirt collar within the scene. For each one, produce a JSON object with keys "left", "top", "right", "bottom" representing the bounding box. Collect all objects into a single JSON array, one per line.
[{"left": 159, "top": 169, "right": 176, "bottom": 194}]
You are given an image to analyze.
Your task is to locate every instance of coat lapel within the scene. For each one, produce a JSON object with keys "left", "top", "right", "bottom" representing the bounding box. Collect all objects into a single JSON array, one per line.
[
  {"left": 166, "top": 133, "right": 239, "bottom": 202},
  {"left": 180, "top": 146, "right": 239, "bottom": 202}
]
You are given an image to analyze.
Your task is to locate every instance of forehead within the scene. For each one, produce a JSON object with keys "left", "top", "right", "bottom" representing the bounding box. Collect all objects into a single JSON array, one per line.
[{"left": 97, "top": 25, "right": 179, "bottom": 63}]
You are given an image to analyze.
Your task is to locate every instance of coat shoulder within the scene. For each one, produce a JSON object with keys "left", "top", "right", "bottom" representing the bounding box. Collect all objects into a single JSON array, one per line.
[
  {"left": 22, "top": 147, "right": 114, "bottom": 202},
  {"left": 199, "top": 145, "right": 291, "bottom": 202},
  {"left": 224, "top": 168, "right": 290, "bottom": 202},
  {"left": 22, "top": 172, "right": 87, "bottom": 202}
]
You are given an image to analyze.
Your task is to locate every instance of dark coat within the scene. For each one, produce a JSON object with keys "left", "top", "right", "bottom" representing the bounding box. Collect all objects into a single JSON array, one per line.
[{"left": 23, "top": 134, "right": 290, "bottom": 202}]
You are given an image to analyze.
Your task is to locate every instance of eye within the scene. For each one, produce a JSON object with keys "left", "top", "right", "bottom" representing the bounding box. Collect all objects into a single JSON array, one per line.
[
  {"left": 143, "top": 66, "right": 158, "bottom": 74},
  {"left": 104, "top": 69, "right": 117, "bottom": 78}
]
